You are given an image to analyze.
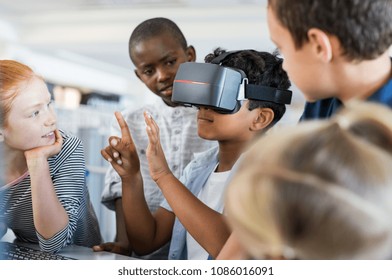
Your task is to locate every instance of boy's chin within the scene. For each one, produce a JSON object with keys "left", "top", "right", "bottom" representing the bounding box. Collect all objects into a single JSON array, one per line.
[{"left": 162, "top": 97, "right": 180, "bottom": 107}]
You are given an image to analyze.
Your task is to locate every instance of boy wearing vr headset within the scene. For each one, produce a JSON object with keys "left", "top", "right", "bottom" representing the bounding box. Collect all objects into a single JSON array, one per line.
[
  {"left": 94, "top": 18, "right": 215, "bottom": 259},
  {"left": 100, "top": 48, "right": 292, "bottom": 259}
]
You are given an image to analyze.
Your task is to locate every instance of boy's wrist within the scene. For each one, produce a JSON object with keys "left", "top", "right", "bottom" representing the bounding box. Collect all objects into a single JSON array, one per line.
[
  {"left": 121, "top": 171, "right": 142, "bottom": 186},
  {"left": 155, "top": 172, "right": 174, "bottom": 190}
]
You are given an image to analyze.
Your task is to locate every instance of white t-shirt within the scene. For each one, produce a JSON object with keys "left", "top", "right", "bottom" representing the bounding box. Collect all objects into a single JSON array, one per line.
[{"left": 186, "top": 165, "right": 231, "bottom": 260}]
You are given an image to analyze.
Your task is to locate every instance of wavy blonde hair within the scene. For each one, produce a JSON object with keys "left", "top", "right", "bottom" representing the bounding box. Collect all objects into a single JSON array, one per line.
[{"left": 226, "top": 101, "right": 392, "bottom": 259}]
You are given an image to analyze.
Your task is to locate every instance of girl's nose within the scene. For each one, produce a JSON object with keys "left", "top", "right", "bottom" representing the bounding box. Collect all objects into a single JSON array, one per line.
[{"left": 45, "top": 109, "right": 57, "bottom": 126}]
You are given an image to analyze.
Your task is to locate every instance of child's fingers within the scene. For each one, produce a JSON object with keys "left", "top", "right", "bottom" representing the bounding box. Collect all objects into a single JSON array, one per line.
[
  {"left": 109, "top": 134, "right": 135, "bottom": 154},
  {"left": 114, "top": 112, "right": 135, "bottom": 146},
  {"left": 108, "top": 136, "right": 121, "bottom": 149},
  {"left": 145, "top": 124, "right": 158, "bottom": 147},
  {"left": 144, "top": 113, "right": 159, "bottom": 144},
  {"left": 150, "top": 117, "right": 160, "bottom": 138},
  {"left": 144, "top": 111, "right": 160, "bottom": 134},
  {"left": 108, "top": 136, "right": 128, "bottom": 155},
  {"left": 54, "top": 129, "right": 63, "bottom": 146},
  {"left": 143, "top": 111, "right": 152, "bottom": 126},
  {"left": 101, "top": 149, "right": 113, "bottom": 163},
  {"left": 101, "top": 147, "right": 123, "bottom": 166},
  {"left": 109, "top": 136, "right": 120, "bottom": 145},
  {"left": 106, "top": 137, "right": 119, "bottom": 156}
]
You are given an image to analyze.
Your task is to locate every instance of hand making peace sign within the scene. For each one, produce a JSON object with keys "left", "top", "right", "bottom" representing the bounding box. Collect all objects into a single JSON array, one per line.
[
  {"left": 101, "top": 111, "right": 172, "bottom": 184},
  {"left": 101, "top": 111, "right": 141, "bottom": 180}
]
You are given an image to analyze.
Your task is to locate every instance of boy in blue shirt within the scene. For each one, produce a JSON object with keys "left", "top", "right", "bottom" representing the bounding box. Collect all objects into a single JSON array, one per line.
[{"left": 266, "top": 0, "right": 392, "bottom": 120}]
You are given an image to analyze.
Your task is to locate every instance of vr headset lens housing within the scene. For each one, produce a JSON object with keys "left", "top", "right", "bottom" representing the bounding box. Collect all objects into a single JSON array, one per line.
[
  {"left": 172, "top": 62, "right": 245, "bottom": 114},
  {"left": 172, "top": 62, "right": 292, "bottom": 114}
]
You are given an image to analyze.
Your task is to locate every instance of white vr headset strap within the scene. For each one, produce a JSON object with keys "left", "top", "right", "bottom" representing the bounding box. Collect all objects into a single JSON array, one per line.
[{"left": 237, "top": 78, "right": 248, "bottom": 101}]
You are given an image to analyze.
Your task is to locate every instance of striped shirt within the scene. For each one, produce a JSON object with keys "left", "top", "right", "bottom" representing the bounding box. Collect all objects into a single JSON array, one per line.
[
  {"left": 0, "top": 130, "right": 102, "bottom": 253},
  {"left": 101, "top": 98, "right": 217, "bottom": 259}
]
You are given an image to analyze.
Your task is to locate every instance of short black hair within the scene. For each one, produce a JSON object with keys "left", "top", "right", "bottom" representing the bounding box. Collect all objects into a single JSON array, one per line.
[
  {"left": 128, "top": 17, "right": 188, "bottom": 62},
  {"left": 268, "top": 0, "right": 392, "bottom": 61},
  {"left": 205, "top": 48, "right": 291, "bottom": 129}
]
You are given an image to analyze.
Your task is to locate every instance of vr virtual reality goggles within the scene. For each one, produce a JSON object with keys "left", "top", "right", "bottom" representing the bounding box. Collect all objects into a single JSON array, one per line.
[{"left": 172, "top": 61, "right": 292, "bottom": 114}]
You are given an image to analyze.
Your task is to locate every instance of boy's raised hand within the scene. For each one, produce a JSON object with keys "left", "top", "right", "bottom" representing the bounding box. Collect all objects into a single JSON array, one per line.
[
  {"left": 144, "top": 111, "right": 172, "bottom": 183},
  {"left": 101, "top": 111, "right": 140, "bottom": 180}
]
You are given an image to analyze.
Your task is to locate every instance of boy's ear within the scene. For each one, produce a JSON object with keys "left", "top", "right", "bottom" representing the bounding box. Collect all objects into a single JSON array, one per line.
[
  {"left": 186, "top": 45, "right": 196, "bottom": 62},
  {"left": 250, "top": 108, "right": 274, "bottom": 132},
  {"left": 307, "top": 28, "right": 333, "bottom": 62}
]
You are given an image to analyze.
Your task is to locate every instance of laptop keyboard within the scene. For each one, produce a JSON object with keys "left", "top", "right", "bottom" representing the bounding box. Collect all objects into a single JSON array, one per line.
[{"left": 0, "top": 242, "right": 75, "bottom": 260}]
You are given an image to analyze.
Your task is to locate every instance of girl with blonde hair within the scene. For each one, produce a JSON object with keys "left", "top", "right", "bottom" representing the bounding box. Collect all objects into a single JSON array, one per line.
[{"left": 225, "top": 101, "right": 392, "bottom": 260}]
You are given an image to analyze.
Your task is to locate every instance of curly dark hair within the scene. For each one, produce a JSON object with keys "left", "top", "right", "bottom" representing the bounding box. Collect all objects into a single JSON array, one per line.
[
  {"left": 268, "top": 0, "right": 392, "bottom": 61},
  {"left": 205, "top": 48, "right": 291, "bottom": 129},
  {"left": 128, "top": 17, "right": 188, "bottom": 62}
]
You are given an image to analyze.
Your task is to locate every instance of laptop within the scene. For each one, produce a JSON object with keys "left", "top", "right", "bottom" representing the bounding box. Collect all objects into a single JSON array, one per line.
[
  {"left": 0, "top": 241, "right": 75, "bottom": 260},
  {"left": 0, "top": 241, "right": 136, "bottom": 260}
]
